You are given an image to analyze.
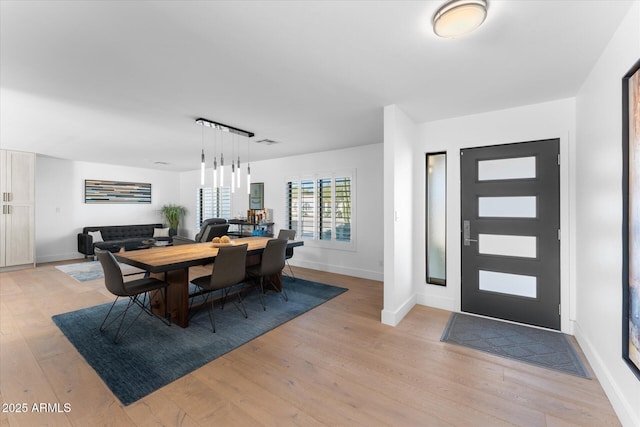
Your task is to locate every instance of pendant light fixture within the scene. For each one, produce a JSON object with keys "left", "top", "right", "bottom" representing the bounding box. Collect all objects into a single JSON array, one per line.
[
  {"left": 246, "top": 134, "right": 251, "bottom": 194},
  {"left": 200, "top": 126, "right": 205, "bottom": 186},
  {"left": 213, "top": 128, "right": 218, "bottom": 189},
  {"left": 236, "top": 133, "right": 241, "bottom": 190},
  {"left": 220, "top": 132, "right": 225, "bottom": 188},
  {"left": 433, "top": 0, "right": 487, "bottom": 38},
  {"left": 195, "top": 117, "right": 254, "bottom": 190},
  {"left": 231, "top": 133, "right": 236, "bottom": 194}
]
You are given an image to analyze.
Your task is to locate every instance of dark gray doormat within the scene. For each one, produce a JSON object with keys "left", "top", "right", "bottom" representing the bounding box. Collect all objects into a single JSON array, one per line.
[{"left": 441, "top": 313, "right": 590, "bottom": 378}]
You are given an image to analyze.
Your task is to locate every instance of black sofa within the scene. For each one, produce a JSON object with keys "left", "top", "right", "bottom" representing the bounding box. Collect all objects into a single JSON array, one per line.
[{"left": 77, "top": 223, "right": 172, "bottom": 257}]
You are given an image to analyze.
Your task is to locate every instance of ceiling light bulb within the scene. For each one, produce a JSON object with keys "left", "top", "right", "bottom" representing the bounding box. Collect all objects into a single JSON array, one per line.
[{"left": 433, "top": 0, "right": 487, "bottom": 38}]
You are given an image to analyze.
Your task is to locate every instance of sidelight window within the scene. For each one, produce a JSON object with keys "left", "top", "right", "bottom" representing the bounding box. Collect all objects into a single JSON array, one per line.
[{"left": 426, "top": 153, "right": 446, "bottom": 285}]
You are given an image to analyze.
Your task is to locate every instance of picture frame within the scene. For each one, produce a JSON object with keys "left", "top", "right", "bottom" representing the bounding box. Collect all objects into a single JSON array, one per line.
[
  {"left": 622, "top": 57, "right": 640, "bottom": 380},
  {"left": 84, "top": 179, "right": 152, "bottom": 204},
  {"left": 249, "top": 182, "right": 264, "bottom": 209}
]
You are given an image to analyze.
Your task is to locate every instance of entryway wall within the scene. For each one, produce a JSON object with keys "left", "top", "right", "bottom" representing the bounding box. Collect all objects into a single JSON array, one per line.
[{"left": 382, "top": 97, "right": 577, "bottom": 334}]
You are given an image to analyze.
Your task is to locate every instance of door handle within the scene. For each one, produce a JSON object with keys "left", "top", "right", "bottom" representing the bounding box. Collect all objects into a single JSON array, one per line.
[{"left": 463, "top": 220, "right": 477, "bottom": 246}]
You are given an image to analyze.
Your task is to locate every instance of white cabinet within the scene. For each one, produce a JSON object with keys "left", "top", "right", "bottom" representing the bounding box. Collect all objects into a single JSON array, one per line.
[{"left": 1, "top": 150, "right": 35, "bottom": 268}]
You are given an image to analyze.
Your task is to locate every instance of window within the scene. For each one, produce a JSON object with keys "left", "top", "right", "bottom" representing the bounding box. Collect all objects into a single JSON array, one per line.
[
  {"left": 286, "top": 172, "right": 354, "bottom": 247},
  {"left": 426, "top": 153, "right": 446, "bottom": 285},
  {"left": 197, "top": 187, "right": 231, "bottom": 227}
]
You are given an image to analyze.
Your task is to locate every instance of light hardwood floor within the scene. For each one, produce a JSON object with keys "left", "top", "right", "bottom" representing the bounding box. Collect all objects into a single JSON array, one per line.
[{"left": 0, "top": 261, "right": 620, "bottom": 426}]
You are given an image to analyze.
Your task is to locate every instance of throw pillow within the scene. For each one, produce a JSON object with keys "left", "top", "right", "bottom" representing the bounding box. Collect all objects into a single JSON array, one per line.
[
  {"left": 88, "top": 230, "right": 103, "bottom": 243},
  {"left": 153, "top": 227, "right": 170, "bottom": 238}
]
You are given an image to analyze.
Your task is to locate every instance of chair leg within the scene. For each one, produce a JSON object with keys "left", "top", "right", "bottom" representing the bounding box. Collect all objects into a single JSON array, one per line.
[
  {"left": 285, "top": 260, "right": 296, "bottom": 281},
  {"left": 99, "top": 290, "right": 169, "bottom": 343},
  {"left": 258, "top": 277, "right": 266, "bottom": 311},
  {"left": 99, "top": 297, "right": 122, "bottom": 332},
  {"left": 188, "top": 288, "right": 217, "bottom": 333},
  {"left": 264, "top": 274, "right": 288, "bottom": 302},
  {"left": 205, "top": 298, "right": 216, "bottom": 333},
  {"left": 223, "top": 287, "right": 248, "bottom": 319},
  {"left": 113, "top": 296, "right": 147, "bottom": 343}
]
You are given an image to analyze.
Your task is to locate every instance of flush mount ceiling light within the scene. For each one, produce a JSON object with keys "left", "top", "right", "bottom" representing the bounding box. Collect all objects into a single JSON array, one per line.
[{"left": 433, "top": 0, "right": 487, "bottom": 38}]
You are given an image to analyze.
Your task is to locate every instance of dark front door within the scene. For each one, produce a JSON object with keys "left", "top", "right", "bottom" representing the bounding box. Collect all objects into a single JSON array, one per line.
[{"left": 461, "top": 139, "right": 561, "bottom": 330}]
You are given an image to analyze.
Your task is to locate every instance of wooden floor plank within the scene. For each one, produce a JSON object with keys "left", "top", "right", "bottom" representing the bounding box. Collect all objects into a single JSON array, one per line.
[{"left": 0, "top": 262, "right": 621, "bottom": 426}]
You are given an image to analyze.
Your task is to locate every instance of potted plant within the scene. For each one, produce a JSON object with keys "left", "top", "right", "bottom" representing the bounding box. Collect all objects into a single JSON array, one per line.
[{"left": 161, "top": 204, "right": 186, "bottom": 235}]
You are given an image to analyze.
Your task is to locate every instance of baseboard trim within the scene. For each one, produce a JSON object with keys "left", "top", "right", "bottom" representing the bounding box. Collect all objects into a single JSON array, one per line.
[
  {"left": 416, "top": 293, "right": 456, "bottom": 312},
  {"left": 573, "top": 322, "right": 640, "bottom": 427},
  {"left": 381, "top": 293, "right": 416, "bottom": 326},
  {"left": 293, "top": 260, "right": 383, "bottom": 282},
  {"left": 36, "top": 253, "right": 84, "bottom": 264}
]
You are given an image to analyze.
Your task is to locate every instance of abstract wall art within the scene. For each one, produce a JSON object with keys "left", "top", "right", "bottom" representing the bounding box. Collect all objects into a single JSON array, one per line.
[{"left": 84, "top": 180, "right": 152, "bottom": 204}]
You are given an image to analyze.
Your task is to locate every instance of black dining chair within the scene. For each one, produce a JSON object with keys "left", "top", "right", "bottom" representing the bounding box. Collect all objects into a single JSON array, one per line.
[
  {"left": 277, "top": 229, "right": 297, "bottom": 281},
  {"left": 189, "top": 243, "right": 248, "bottom": 333},
  {"left": 245, "top": 238, "right": 288, "bottom": 310},
  {"left": 96, "top": 249, "right": 170, "bottom": 343},
  {"left": 173, "top": 218, "right": 229, "bottom": 245}
]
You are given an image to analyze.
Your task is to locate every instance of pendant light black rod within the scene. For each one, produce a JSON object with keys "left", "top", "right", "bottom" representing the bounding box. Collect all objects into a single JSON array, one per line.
[{"left": 195, "top": 117, "right": 254, "bottom": 138}]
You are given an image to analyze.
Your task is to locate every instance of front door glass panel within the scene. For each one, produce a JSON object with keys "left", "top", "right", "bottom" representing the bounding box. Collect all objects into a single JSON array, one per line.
[
  {"left": 478, "top": 234, "right": 537, "bottom": 258},
  {"left": 479, "top": 270, "right": 537, "bottom": 298},
  {"left": 478, "top": 156, "right": 536, "bottom": 181}
]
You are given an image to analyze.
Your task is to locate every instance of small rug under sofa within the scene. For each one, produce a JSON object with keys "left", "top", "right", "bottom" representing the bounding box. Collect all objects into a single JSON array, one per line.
[{"left": 56, "top": 261, "right": 144, "bottom": 282}]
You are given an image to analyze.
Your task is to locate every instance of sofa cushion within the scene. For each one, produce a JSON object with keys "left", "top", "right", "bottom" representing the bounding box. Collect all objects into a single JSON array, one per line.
[
  {"left": 153, "top": 227, "right": 170, "bottom": 238},
  {"left": 88, "top": 230, "right": 104, "bottom": 243}
]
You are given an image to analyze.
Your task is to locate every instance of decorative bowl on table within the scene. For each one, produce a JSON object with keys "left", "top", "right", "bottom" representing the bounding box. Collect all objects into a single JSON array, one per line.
[
  {"left": 141, "top": 238, "right": 156, "bottom": 247},
  {"left": 210, "top": 235, "right": 234, "bottom": 247}
]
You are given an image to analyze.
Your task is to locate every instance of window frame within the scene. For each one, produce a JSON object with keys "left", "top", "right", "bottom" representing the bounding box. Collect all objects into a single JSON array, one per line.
[
  {"left": 286, "top": 170, "right": 356, "bottom": 251},
  {"left": 197, "top": 186, "right": 231, "bottom": 228}
]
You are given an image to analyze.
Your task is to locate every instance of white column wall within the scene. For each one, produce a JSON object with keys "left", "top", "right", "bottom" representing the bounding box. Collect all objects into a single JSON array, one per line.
[
  {"left": 574, "top": 3, "right": 640, "bottom": 426},
  {"left": 382, "top": 105, "right": 417, "bottom": 326}
]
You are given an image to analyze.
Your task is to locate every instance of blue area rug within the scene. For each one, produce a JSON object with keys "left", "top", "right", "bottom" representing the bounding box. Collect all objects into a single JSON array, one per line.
[
  {"left": 441, "top": 313, "right": 590, "bottom": 378},
  {"left": 52, "top": 277, "right": 347, "bottom": 405}
]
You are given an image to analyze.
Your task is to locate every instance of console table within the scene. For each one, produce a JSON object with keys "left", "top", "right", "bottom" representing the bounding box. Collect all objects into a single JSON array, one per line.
[{"left": 227, "top": 219, "right": 274, "bottom": 238}]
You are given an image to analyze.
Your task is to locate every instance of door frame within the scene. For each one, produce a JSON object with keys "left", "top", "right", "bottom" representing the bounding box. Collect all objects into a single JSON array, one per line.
[
  {"left": 459, "top": 139, "right": 561, "bottom": 329},
  {"left": 455, "top": 136, "right": 572, "bottom": 333}
]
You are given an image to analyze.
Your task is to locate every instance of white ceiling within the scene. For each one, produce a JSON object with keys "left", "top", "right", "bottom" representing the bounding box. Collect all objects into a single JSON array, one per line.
[{"left": 0, "top": 0, "right": 634, "bottom": 171}]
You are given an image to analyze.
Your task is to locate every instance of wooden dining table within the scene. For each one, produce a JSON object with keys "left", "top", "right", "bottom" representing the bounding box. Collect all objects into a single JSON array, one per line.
[{"left": 115, "top": 236, "right": 303, "bottom": 327}]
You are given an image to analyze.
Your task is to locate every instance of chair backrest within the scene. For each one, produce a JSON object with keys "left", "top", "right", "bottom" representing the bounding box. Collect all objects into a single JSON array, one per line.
[
  {"left": 277, "top": 229, "right": 296, "bottom": 240},
  {"left": 258, "top": 238, "right": 288, "bottom": 276},
  {"left": 195, "top": 218, "right": 227, "bottom": 242},
  {"left": 203, "top": 224, "right": 230, "bottom": 242},
  {"left": 209, "top": 244, "right": 248, "bottom": 290},
  {"left": 96, "top": 250, "right": 127, "bottom": 296},
  {"left": 277, "top": 229, "right": 296, "bottom": 258}
]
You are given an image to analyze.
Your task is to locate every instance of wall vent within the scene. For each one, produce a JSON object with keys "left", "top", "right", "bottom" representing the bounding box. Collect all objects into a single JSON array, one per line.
[{"left": 255, "top": 139, "right": 280, "bottom": 145}]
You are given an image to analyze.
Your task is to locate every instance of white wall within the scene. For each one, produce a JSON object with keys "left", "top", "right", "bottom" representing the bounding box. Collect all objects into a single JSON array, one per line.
[
  {"left": 382, "top": 105, "right": 417, "bottom": 326},
  {"left": 179, "top": 143, "right": 384, "bottom": 281},
  {"left": 35, "top": 156, "right": 180, "bottom": 263},
  {"left": 412, "top": 98, "right": 577, "bottom": 333},
  {"left": 574, "top": 3, "right": 640, "bottom": 426}
]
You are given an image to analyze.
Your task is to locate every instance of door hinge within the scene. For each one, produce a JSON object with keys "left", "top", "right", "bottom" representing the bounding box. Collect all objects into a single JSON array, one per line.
[
  {"left": 558, "top": 154, "right": 560, "bottom": 165},
  {"left": 559, "top": 304, "right": 561, "bottom": 315},
  {"left": 558, "top": 229, "right": 561, "bottom": 240}
]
